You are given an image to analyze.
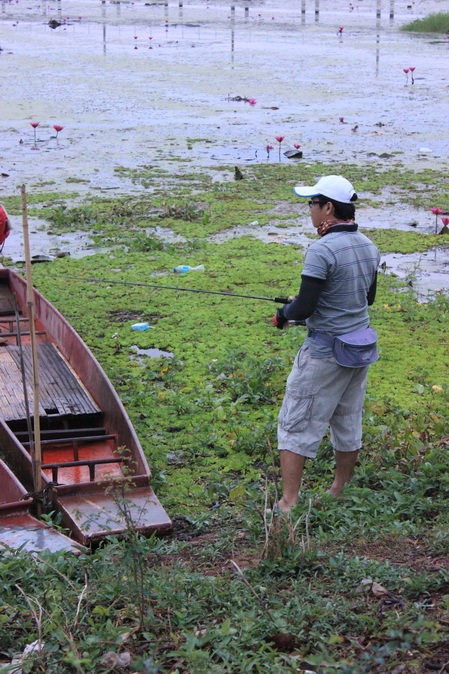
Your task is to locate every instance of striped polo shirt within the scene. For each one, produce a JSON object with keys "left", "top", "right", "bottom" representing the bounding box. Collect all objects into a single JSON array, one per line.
[{"left": 302, "top": 228, "right": 380, "bottom": 355}]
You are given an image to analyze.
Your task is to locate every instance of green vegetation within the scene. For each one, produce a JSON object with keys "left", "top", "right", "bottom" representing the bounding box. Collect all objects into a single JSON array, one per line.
[
  {"left": 401, "top": 12, "right": 449, "bottom": 33},
  {"left": 1, "top": 163, "right": 449, "bottom": 672}
]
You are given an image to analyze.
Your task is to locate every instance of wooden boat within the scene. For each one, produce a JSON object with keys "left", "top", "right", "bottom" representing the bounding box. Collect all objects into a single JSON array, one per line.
[
  {"left": 0, "top": 267, "right": 171, "bottom": 547},
  {"left": 0, "top": 459, "right": 85, "bottom": 553}
]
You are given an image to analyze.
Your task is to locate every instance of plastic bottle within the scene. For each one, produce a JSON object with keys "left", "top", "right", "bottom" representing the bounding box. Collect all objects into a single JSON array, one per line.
[
  {"left": 173, "top": 264, "right": 205, "bottom": 273},
  {"left": 131, "top": 322, "right": 152, "bottom": 331}
]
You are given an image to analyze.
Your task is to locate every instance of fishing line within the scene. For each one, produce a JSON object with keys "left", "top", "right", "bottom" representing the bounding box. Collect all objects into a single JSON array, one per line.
[{"left": 47, "top": 274, "right": 289, "bottom": 304}]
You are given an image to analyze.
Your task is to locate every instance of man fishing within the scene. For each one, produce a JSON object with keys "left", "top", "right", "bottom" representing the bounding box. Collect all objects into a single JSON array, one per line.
[{"left": 273, "top": 175, "right": 380, "bottom": 512}]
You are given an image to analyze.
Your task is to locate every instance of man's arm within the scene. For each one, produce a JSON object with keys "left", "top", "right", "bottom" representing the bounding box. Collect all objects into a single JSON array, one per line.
[
  {"left": 277, "top": 275, "right": 325, "bottom": 324},
  {"left": 367, "top": 272, "right": 378, "bottom": 306}
]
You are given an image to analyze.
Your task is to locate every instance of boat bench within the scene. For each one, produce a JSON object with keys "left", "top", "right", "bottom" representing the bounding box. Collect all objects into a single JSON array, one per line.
[
  {"left": 42, "top": 456, "right": 123, "bottom": 483},
  {"left": 23, "top": 434, "right": 117, "bottom": 449}
]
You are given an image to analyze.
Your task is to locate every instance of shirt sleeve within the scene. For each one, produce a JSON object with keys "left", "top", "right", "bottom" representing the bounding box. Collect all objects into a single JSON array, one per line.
[
  {"left": 282, "top": 275, "right": 325, "bottom": 321},
  {"left": 301, "top": 243, "right": 332, "bottom": 280},
  {"left": 367, "top": 272, "right": 378, "bottom": 306}
]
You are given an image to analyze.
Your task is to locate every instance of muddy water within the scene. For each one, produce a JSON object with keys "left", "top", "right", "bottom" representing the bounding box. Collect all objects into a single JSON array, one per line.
[
  {"left": 2, "top": 0, "right": 449, "bottom": 190},
  {"left": 1, "top": 0, "right": 449, "bottom": 295}
]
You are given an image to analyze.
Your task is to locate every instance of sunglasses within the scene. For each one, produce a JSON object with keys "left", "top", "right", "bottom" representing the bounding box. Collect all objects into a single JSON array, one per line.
[{"left": 308, "top": 200, "right": 322, "bottom": 207}]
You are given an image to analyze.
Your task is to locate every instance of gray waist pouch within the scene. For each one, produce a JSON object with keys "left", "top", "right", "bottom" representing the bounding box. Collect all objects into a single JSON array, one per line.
[{"left": 333, "top": 327, "right": 379, "bottom": 368}]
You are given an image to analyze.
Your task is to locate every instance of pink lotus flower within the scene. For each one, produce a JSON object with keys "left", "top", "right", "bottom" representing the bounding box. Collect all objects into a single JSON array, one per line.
[
  {"left": 403, "top": 68, "right": 410, "bottom": 83},
  {"left": 266, "top": 144, "right": 274, "bottom": 152},
  {"left": 53, "top": 124, "right": 64, "bottom": 139},
  {"left": 30, "top": 121, "right": 40, "bottom": 144},
  {"left": 338, "top": 26, "right": 344, "bottom": 34},
  {"left": 247, "top": 98, "right": 257, "bottom": 106},
  {"left": 275, "top": 136, "right": 285, "bottom": 161},
  {"left": 293, "top": 144, "right": 301, "bottom": 149},
  {"left": 409, "top": 66, "right": 415, "bottom": 84},
  {"left": 431, "top": 207, "right": 445, "bottom": 234}
]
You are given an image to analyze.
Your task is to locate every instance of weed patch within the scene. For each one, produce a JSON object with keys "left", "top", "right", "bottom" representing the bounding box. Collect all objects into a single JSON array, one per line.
[
  {"left": 401, "top": 12, "right": 449, "bottom": 33},
  {"left": 2, "top": 163, "right": 449, "bottom": 672}
]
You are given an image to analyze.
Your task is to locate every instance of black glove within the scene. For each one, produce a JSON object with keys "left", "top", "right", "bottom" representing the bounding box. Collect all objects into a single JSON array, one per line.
[{"left": 273, "top": 307, "right": 288, "bottom": 330}]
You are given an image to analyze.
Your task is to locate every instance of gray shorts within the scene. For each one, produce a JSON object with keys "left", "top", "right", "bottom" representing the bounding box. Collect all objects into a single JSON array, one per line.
[{"left": 277, "top": 344, "right": 369, "bottom": 458}]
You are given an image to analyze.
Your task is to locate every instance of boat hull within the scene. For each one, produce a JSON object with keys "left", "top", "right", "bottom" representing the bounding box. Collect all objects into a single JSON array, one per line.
[
  {"left": 0, "top": 268, "right": 171, "bottom": 546},
  {"left": 0, "top": 460, "right": 85, "bottom": 554}
]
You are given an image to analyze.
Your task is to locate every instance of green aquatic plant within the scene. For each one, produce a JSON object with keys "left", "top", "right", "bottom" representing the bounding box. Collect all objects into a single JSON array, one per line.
[
  {"left": 4, "top": 156, "right": 449, "bottom": 670},
  {"left": 401, "top": 12, "right": 449, "bottom": 33}
]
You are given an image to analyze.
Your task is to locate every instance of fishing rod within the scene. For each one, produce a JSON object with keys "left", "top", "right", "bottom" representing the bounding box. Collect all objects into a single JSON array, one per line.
[{"left": 48, "top": 274, "right": 290, "bottom": 304}]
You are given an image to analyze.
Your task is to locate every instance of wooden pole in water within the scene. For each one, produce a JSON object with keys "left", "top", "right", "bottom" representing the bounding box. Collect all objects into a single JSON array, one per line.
[{"left": 21, "top": 184, "right": 43, "bottom": 512}]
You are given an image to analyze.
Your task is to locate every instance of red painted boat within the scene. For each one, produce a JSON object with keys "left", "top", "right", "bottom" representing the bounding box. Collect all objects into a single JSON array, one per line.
[
  {"left": 0, "top": 268, "right": 171, "bottom": 547},
  {"left": 0, "top": 459, "right": 84, "bottom": 554}
]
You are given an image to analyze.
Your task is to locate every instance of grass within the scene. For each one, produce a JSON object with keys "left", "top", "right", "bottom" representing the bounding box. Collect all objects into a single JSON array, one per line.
[
  {"left": 401, "top": 12, "right": 449, "bottom": 33},
  {"left": 1, "top": 162, "right": 449, "bottom": 672}
]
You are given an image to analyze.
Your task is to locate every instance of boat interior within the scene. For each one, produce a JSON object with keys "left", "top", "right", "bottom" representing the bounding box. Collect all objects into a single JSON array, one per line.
[{"left": 0, "top": 277, "right": 125, "bottom": 487}]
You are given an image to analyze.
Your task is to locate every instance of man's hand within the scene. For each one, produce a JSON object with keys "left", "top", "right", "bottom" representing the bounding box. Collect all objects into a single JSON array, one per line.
[{"left": 273, "top": 308, "right": 288, "bottom": 330}]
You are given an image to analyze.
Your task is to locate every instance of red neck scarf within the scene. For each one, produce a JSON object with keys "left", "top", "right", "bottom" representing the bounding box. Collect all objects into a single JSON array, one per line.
[{"left": 317, "top": 219, "right": 355, "bottom": 237}]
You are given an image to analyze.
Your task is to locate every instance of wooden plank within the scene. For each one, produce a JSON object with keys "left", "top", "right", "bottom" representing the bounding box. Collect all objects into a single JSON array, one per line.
[
  {"left": 0, "top": 281, "right": 17, "bottom": 315},
  {"left": 56, "top": 486, "right": 172, "bottom": 544},
  {"left": 0, "top": 515, "right": 85, "bottom": 554},
  {"left": 0, "top": 349, "right": 45, "bottom": 420},
  {"left": 0, "top": 344, "right": 100, "bottom": 422}
]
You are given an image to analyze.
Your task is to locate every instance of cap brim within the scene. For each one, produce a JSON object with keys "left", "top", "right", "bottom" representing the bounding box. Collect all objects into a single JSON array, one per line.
[{"left": 292, "top": 186, "right": 319, "bottom": 198}]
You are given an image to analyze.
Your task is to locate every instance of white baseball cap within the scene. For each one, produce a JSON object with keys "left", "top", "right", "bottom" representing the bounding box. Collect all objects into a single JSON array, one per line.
[{"left": 293, "top": 175, "right": 356, "bottom": 204}]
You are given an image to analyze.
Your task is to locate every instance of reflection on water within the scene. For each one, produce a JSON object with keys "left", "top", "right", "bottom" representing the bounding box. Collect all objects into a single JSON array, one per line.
[
  {"left": 30, "top": 0, "right": 407, "bottom": 56},
  {"left": 130, "top": 345, "right": 174, "bottom": 361}
]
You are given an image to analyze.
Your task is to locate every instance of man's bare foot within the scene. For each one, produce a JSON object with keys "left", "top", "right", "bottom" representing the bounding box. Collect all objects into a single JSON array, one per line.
[
  {"left": 276, "top": 497, "right": 297, "bottom": 512},
  {"left": 326, "top": 486, "right": 344, "bottom": 497}
]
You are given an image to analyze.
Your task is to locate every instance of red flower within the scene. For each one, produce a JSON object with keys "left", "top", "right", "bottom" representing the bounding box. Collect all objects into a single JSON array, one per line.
[
  {"left": 293, "top": 144, "right": 301, "bottom": 149},
  {"left": 431, "top": 207, "right": 445, "bottom": 234},
  {"left": 338, "top": 26, "right": 344, "bottom": 33},
  {"left": 409, "top": 66, "right": 415, "bottom": 72},
  {"left": 53, "top": 125, "right": 64, "bottom": 133},
  {"left": 30, "top": 121, "right": 40, "bottom": 144},
  {"left": 266, "top": 145, "right": 274, "bottom": 152},
  {"left": 441, "top": 217, "right": 449, "bottom": 226},
  {"left": 403, "top": 68, "right": 409, "bottom": 74},
  {"left": 275, "top": 136, "right": 284, "bottom": 143},
  {"left": 247, "top": 98, "right": 257, "bottom": 106}
]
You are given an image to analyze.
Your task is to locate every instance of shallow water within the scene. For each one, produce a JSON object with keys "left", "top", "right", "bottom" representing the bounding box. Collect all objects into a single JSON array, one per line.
[
  {"left": 130, "top": 344, "right": 175, "bottom": 361},
  {"left": 2, "top": 0, "right": 449, "bottom": 192},
  {"left": 381, "top": 246, "right": 449, "bottom": 301},
  {"left": 1, "top": 0, "right": 449, "bottom": 296}
]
